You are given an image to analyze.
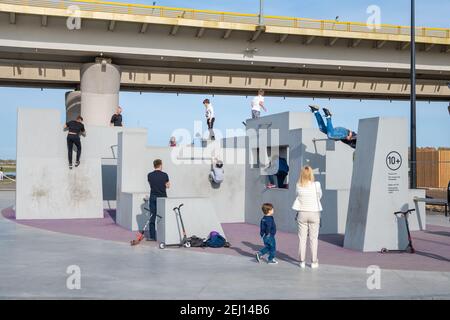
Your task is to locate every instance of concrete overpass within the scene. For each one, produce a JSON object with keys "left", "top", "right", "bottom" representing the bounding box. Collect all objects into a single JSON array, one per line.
[{"left": 0, "top": 0, "right": 449, "bottom": 101}]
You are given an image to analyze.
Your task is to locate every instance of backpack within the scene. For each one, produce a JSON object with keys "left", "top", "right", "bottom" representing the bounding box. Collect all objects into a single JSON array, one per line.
[
  {"left": 188, "top": 236, "right": 206, "bottom": 248},
  {"left": 205, "top": 231, "right": 230, "bottom": 248}
]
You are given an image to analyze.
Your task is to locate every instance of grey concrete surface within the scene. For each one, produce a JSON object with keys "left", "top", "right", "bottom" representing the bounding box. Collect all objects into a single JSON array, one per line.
[
  {"left": 344, "top": 117, "right": 425, "bottom": 252},
  {"left": 1, "top": 192, "right": 449, "bottom": 300}
]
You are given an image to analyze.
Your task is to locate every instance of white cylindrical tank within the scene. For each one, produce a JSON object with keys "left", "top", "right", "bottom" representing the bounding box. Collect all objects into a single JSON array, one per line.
[{"left": 80, "top": 61, "right": 121, "bottom": 126}]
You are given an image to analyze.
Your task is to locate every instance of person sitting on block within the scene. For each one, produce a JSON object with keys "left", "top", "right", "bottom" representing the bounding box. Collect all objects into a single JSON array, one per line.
[
  {"left": 209, "top": 157, "right": 224, "bottom": 184},
  {"left": 308, "top": 105, "right": 357, "bottom": 149}
]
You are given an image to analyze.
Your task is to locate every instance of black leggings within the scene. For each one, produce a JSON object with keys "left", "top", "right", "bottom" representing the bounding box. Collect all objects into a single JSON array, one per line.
[
  {"left": 67, "top": 135, "right": 81, "bottom": 165},
  {"left": 207, "top": 117, "right": 215, "bottom": 129}
]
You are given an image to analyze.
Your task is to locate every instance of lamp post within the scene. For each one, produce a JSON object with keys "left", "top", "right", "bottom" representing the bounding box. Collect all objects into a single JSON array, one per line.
[
  {"left": 410, "top": 0, "right": 417, "bottom": 189},
  {"left": 259, "top": 0, "right": 264, "bottom": 25}
]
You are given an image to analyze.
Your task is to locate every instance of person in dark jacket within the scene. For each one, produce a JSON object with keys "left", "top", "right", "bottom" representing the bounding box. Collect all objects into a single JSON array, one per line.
[
  {"left": 147, "top": 159, "right": 170, "bottom": 241},
  {"left": 255, "top": 203, "right": 278, "bottom": 264},
  {"left": 64, "top": 115, "right": 86, "bottom": 169},
  {"left": 110, "top": 106, "right": 123, "bottom": 127}
]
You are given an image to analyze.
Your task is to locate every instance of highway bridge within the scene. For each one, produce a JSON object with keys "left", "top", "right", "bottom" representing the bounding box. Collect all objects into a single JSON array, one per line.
[{"left": 0, "top": 0, "right": 449, "bottom": 100}]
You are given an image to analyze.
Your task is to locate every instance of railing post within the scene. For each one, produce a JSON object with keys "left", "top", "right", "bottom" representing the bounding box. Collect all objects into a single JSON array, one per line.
[{"left": 347, "top": 22, "right": 350, "bottom": 32}]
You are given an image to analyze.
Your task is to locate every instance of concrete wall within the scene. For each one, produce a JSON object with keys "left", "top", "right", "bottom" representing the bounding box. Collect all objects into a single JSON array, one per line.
[
  {"left": 15, "top": 108, "right": 142, "bottom": 219},
  {"left": 343, "top": 117, "right": 425, "bottom": 252},
  {"left": 157, "top": 197, "right": 225, "bottom": 245},
  {"left": 244, "top": 112, "right": 354, "bottom": 234},
  {"left": 116, "top": 130, "right": 246, "bottom": 231}
]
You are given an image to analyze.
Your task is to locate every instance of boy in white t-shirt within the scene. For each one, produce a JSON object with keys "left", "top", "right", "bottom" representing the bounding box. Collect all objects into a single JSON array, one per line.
[
  {"left": 251, "top": 89, "right": 267, "bottom": 119},
  {"left": 203, "top": 99, "right": 215, "bottom": 140}
]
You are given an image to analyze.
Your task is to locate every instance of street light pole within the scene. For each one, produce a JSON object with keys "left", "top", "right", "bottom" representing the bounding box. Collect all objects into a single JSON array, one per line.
[
  {"left": 259, "top": 0, "right": 264, "bottom": 25},
  {"left": 410, "top": 0, "right": 417, "bottom": 189}
]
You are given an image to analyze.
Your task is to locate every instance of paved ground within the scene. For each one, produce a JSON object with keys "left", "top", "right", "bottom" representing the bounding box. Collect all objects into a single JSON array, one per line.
[{"left": 1, "top": 191, "right": 449, "bottom": 299}]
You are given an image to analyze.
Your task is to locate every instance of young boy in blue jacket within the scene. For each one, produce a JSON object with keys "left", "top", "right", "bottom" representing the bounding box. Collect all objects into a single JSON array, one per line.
[{"left": 256, "top": 203, "right": 278, "bottom": 264}]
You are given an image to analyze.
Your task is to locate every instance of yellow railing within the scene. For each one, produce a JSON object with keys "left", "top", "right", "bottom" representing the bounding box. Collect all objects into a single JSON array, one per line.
[{"left": 2, "top": 0, "right": 450, "bottom": 39}]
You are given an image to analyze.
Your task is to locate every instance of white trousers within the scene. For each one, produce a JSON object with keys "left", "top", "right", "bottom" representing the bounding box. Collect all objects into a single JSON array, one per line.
[{"left": 297, "top": 211, "right": 320, "bottom": 263}]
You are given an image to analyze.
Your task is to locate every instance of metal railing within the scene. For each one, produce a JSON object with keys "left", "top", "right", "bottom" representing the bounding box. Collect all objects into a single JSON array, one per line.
[{"left": 2, "top": 0, "right": 450, "bottom": 39}]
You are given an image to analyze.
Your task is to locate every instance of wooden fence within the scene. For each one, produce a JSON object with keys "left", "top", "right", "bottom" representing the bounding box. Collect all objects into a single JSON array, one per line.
[{"left": 417, "top": 148, "right": 450, "bottom": 188}]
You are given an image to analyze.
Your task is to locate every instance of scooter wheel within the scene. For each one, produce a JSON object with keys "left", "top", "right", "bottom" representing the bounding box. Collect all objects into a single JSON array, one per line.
[
  {"left": 159, "top": 242, "right": 166, "bottom": 249},
  {"left": 184, "top": 242, "right": 191, "bottom": 248},
  {"left": 381, "top": 248, "right": 388, "bottom": 253}
]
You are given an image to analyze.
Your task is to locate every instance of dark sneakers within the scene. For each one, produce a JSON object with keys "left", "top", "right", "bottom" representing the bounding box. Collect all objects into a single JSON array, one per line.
[
  {"left": 75, "top": 161, "right": 80, "bottom": 167},
  {"left": 308, "top": 105, "right": 320, "bottom": 113},
  {"left": 255, "top": 252, "right": 261, "bottom": 263},
  {"left": 322, "top": 108, "right": 332, "bottom": 117}
]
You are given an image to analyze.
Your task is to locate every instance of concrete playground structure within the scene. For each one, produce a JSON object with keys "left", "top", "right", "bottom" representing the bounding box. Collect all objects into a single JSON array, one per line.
[{"left": 15, "top": 104, "right": 425, "bottom": 252}]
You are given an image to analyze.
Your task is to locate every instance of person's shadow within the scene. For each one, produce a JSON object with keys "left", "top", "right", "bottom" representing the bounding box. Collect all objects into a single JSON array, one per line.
[{"left": 229, "top": 241, "right": 299, "bottom": 266}]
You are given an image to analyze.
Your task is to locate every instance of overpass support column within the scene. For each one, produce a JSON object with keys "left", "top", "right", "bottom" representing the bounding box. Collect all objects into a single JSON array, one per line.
[
  {"left": 80, "top": 59, "right": 121, "bottom": 126},
  {"left": 65, "top": 90, "right": 81, "bottom": 122}
]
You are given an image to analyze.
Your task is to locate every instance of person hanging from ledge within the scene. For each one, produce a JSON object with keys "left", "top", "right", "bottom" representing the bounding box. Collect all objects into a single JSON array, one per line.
[
  {"left": 203, "top": 99, "right": 215, "bottom": 140},
  {"left": 64, "top": 115, "right": 86, "bottom": 170},
  {"left": 147, "top": 159, "right": 170, "bottom": 241},
  {"left": 209, "top": 157, "right": 224, "bottom": 185},
  {"left": 308, "top": 105, "right": 357, "bottom": 149},
  {"left": 110, "top": 106, "right": 123, "bottom": 127},
  {"left": 251, "top": 89, "right": 267, "bottom": 119}
]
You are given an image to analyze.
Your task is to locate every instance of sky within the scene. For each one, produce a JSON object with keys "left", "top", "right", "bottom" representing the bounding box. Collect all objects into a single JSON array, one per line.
[{"left": 0, "top": 0, "right": 449, "bottom": 159}]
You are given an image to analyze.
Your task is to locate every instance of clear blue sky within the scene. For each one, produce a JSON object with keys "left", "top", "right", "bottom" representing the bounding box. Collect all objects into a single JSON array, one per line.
[{"left": 0, "top": 0, "right": 449, "bottom": 159}]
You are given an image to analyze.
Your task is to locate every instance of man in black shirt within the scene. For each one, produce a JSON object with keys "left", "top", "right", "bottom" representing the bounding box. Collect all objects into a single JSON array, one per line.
[
  {"left": 110, "top": 106, "right": 123, "bottom": 127},
  {"left": 147, "top": 159, "right": 170, "bottom": 241},
  {"left": 64, "top": 116, "right": 86, "bottom": 169}
]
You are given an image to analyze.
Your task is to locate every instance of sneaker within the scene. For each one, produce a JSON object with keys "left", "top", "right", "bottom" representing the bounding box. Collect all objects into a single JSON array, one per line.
[
  {"left": 266, "top": 184, "right": 276, "bottom": 189},
  {"left": 311, "top": 261, "right": 319, "bottom": 269},
  {"left": 255, "top": 252, "right": 261, "bottom": 263},
  {"left": 308, "top": 105, "right": 320, "bottom": 113},
  {"left": 322, "top": 108, "right": 332, "bottom": 118},
  {"left": 267, "top": 259, "right": 279, "bottom": 265},
  {"left": 299, "top": 261, "right": 306, "bottom": 269},
  {"left": 69, "top": 164, "right": 73, "bottom": 170},
  {"left": 75, "top": 161, "right": 80, "bottom": 167}
]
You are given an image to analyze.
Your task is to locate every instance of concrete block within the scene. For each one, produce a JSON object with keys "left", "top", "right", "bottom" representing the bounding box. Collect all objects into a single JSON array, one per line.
[
  {"left": 157, "top": 197, "right": 225, "bottom": 245},
  {"left": 344, "top": 117, "right": 411, "bottom": 252}
]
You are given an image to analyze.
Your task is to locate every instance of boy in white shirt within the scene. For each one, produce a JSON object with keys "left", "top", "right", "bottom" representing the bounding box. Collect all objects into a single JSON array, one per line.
[
  {"left": 203, "top": 99, "right": 215, "bottom": 140},
  {"left": 251, "top": 89, "right": 267, "bottom": 119}
]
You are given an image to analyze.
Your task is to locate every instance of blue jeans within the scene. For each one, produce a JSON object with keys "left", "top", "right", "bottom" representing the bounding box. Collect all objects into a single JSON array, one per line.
[
  {"left": 148, "top": 195, "right": 158, "bottom": 240},
  {"left": 259, "top": 235, "right": 276, "bottom": 261},
  {"left": 313, "top": 112, "right": 349, "bottom": 140}
]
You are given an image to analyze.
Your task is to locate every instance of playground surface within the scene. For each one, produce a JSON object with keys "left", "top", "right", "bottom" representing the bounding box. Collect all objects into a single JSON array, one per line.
[{"left": 1, "top": 191, "right": 449, "bottom": 299}]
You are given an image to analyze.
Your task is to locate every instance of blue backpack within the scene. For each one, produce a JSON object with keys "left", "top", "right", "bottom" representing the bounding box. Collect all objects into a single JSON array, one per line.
[{"left": 205, "top": 231, "right": 230, "bottom": 248}]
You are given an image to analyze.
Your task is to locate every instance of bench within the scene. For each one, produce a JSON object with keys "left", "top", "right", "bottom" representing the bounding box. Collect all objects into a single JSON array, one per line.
[{"left": 413, "top": 197, "right": 448, "bottom": 217}]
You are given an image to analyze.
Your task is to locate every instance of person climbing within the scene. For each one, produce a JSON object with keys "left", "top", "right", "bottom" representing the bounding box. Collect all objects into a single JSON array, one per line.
[
  {"left": 203, "top": 99, "right": 215, "bottom": 140},
  {"left": 110, "top": 106, "right": 123, "bottom": 127},
  {"left": 308, "top": 105, "right": 357, "bottom": 149},
  {"left": 251, "top": 89, "right": 267, "bottom": 119},
  {"left": 147, "top": 159, "right": 170, "bottom": 241},
  {"left": 209, "top": 157, "right": 224, "bottom": 184},
  {"left": 64, "top": 115, "right": 86, "bottom": 169}
]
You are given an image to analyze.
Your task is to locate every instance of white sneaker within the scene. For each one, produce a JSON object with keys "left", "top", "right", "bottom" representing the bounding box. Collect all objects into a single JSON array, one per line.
[
  {"left": 299, "top": 261, "right": 306, "bottom": 269},
  {"left": 311, "top": 261, "right": 319, "bottom": 269}
]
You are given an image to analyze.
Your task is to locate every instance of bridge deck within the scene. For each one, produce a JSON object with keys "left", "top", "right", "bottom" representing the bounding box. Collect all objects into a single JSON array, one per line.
[{"left": 1, "top": 0, "right": 449, "bottom": 45}]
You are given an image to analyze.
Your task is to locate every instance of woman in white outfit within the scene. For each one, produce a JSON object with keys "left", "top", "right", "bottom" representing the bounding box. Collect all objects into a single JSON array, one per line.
[{"left": 292, "top": 166, "right": 322, "bottom": 269}]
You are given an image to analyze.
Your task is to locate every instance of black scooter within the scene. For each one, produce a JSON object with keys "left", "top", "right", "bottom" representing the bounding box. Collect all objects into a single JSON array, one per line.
[
  {"left": 381, "top": 208, "right": 415, "bottom": 254},
  {"left": 159, "top": 204, "right": 191, "bottom": 249}
]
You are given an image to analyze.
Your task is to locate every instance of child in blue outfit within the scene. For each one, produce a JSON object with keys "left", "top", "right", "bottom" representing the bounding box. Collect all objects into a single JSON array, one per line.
[{"left": 256, "top": 203, "right": 278, "bottom": 264}]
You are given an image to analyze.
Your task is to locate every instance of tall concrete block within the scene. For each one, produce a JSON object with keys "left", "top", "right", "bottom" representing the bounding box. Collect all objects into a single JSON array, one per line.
[
  {"left": 344, "top": 117, "right": 411, "bottom": 252},
  {"left": 80, "top": 62, "right": 120, "bottom": 126}
]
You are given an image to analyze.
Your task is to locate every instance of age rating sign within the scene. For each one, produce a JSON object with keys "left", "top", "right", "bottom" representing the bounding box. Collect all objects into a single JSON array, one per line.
[{"left": 386, "top": 151, "right": 402, "bottom": 194}]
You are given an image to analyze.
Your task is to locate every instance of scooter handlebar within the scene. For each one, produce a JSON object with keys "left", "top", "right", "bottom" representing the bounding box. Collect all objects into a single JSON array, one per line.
[{"left": 173, "top": 203, "right": 184, "bottom": 211}]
